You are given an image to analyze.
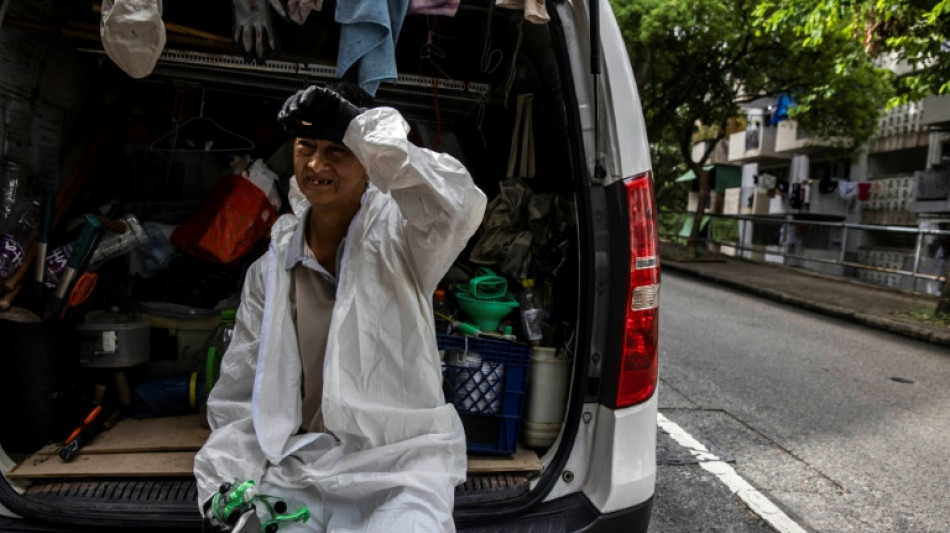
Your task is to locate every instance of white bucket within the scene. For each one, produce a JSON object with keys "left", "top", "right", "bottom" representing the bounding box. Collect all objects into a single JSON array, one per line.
[
  {"left": 524, "top": 347, "right": 571, "bottom": 425},
  {"left": 521, "top": 423, "right": 560, "bottom": 448}
]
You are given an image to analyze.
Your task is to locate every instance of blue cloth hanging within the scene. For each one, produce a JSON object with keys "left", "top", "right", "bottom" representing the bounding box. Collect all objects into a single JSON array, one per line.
[
  {"left": 336, "top": 0, "right": 410, "bottom": 97},
  {"left": 770, "top": 93, "right": 794, "bottom": 126}
]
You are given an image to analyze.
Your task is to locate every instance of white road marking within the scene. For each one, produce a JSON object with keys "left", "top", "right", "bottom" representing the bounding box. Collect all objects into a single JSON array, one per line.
[{"left": 657, "top": 413, "right": 808, "bottom": 533}]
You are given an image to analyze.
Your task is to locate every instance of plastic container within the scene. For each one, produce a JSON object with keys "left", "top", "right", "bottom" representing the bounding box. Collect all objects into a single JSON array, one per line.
[
  {"left": 455, "top": 291, "right": 519, "bottom": 332},
  {"left": 438, "top": 334, "right": 530, "bottom": 455},
  {"left": 525, "top": 347, "right": 570, "bottom": 424},
  {"left": 131, "top": 373, "right": 205, "bottom": 419},
  {"left": 76, "top": 313, "right": 151, "bottom": 368},
  {"left": 139, "top": 312, "right": 221, "bottom": 373},
  {"left": 522, "top": 346, "right": 570, "bottom": 448}
]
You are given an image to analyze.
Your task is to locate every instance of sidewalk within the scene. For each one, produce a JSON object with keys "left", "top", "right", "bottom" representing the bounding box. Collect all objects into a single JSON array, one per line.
[{"left": 659, "top": 242, "right": 950, "bottom": 347}]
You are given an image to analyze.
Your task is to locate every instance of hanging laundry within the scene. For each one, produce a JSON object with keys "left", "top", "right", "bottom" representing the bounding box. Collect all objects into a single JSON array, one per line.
[
  {"left": 857, "top": 182, "right": 871, "bottom": 201},
  {"left": 790, "top": 183, "right": 804, "bottom": 209},
  {"left": 232, "top": 0, "right": 278, "bottom": 63},
  {"left": 838, "top": 181, "right": 858, "bottom": 200},
  {"left": 409, "top": 0, "right": 460, "bottom": 16},
  {"left": 336, "top": 0, "right": 411, "bottom": 96},
  {"left": 287, "top": 0, "right": 324, "bottom": 24},
  {"left": 770, "top": 93, "right": 794, "bottom": 126},
  {"left": 496, "top": 0, "right": 550, "bottom": 24},
  {"left": 818, "top": 178, "right": 838, "bottom": 194},
  {"left": 100, "top": 0, "right": 166, "bottom": 79},
  {"left": 871, "top": 180, "right": 888, "bottom": 199}
]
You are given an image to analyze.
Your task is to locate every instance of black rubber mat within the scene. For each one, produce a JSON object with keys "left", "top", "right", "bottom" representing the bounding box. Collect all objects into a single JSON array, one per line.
[
  {"left": 454, "top": 473, "right": 530, "bottom": 505},
  {"left": 25, "top": 479, "right": 197, "bottom": 503},
  {"left": 25, "top": 475, "right": 527, "bottom": 506}
]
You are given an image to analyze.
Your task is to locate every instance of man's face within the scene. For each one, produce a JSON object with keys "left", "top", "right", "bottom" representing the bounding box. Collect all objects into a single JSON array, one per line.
[{"left": 293, "top": 138, "right": 368, "bottom": 209}]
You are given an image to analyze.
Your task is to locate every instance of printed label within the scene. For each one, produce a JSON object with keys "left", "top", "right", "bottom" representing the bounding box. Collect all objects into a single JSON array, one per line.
[
  {"left": 521, "top": 309, "right": 545, "bottom": 341},
  {"left": 0, "top": 234, "right": 24, "bottom": 278}
]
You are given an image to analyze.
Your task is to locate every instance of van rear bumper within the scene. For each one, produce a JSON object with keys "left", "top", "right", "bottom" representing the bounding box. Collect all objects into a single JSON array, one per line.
[
  {"left": 0, "top": 493, "right": 651, "bottom": 532},
  {"left": 458, "top": 493, "right": 653, "bottom": 533}
]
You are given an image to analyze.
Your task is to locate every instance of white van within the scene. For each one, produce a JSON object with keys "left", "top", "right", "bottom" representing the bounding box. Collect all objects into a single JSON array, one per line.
[{"left": 0, "top": 1, "right": 658, "bottom": 531}]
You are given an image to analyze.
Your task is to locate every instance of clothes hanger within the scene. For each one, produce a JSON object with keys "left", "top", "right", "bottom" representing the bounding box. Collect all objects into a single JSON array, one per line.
[{"left": 150, "top": 87, "right": 255, "bottom": 153}]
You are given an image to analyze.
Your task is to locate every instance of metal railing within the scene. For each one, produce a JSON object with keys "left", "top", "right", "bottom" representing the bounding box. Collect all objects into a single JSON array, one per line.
[{"left": 659, "top": 211, "right": 950, "bottom": 296}]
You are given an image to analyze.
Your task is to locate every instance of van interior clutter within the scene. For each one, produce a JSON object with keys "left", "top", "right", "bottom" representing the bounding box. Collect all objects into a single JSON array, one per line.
[{"left": 0, "top": 0, "right": 581, "bottom": 491}]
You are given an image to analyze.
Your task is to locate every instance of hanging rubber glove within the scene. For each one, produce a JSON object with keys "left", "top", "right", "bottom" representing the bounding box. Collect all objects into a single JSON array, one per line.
[
  {"left": 231, "top": 0, "right": 278, "bottom": 63},
  {"left": 268, "top": 0, "right": 289, "bottom": 19},
  {"left": 286, "top": 0, "right": 322, "bottom": 24},
  {"left": 277, "top": 86, "right": 361, "bottom": 143}
]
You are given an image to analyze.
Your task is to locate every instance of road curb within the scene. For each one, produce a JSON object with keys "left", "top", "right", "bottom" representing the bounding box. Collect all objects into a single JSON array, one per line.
[{"left": 662, "top": 262, "right": 950, "bottom": 348}]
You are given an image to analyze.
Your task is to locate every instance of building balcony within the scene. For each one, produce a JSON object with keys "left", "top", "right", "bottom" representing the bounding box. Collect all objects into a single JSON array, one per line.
[
  {"left": 727, "top": 125, "right": 790, "bottom": 164},
  {"left": 920, "top": 93, "right": 950, "bottom": 128},
  {"left": 869, "top": 100, "right": 929, "bottom": 153},
  {"left": 774, "top": 120, "right": 841, "bottom": 153}
]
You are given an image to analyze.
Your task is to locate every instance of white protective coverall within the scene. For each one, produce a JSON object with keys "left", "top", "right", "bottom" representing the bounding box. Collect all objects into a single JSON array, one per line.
[{"left": 193, "top": 107, "right": 487, "bottom": 532}]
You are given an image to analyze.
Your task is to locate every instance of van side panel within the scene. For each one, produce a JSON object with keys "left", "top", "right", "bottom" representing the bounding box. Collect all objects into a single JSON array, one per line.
[
  {"left": 583, "top": 395, "right": 658, "bottom": 513},
  {"left": 558, "top": 2, "right": 652, "bottom": 186},
  {"left": 598, "top": 1, "right": 653, "bottom": 182}
]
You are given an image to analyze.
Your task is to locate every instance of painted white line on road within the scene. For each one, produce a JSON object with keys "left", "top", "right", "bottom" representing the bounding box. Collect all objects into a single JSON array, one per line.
[{"left": 657, "top": 413, "right": 808, "bottom": 533}]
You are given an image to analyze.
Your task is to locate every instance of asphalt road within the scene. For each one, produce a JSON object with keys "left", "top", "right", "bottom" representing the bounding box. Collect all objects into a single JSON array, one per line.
[{"left": 650, "top": 271, "right": 950, "bottom": 533}]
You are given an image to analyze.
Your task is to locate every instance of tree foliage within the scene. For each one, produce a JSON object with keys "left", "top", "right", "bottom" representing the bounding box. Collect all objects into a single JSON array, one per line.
[
  {"left": 611, "top": 0, "right": 892, "bottom": 246},
  {"left": 754, "top": 0, "right": 950, "bottom": 105}
]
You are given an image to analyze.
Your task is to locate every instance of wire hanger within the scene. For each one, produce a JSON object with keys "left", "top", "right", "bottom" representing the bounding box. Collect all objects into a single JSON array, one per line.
[{"left": 150, "top": 87, "right": 255, "bottom": 153}]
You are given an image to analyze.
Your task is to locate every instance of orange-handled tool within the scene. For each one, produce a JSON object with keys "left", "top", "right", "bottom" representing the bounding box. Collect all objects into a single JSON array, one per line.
[{"left": 64, "top": 405, "right": 102, "bottom": 445}]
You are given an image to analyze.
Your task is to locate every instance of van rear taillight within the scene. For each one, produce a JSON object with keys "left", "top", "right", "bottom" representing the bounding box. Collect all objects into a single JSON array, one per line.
[{"left": 617, "top": 172, "right": 659, "bottom": 408}]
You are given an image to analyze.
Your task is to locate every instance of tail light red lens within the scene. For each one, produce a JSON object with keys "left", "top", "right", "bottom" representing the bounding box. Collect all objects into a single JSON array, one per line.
[{"left": 617, "top": 171, "right": 659, "bottom": 408}]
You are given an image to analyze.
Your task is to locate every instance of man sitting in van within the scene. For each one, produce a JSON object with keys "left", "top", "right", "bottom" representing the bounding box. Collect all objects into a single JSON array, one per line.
[{"left": 194, "top": 86, "right": 487, "bottom": 531}]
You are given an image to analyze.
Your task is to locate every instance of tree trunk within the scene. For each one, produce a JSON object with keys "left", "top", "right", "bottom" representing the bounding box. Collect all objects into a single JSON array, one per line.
[
  {"left": 680, "top": 136, "right": 720, "bottom": 253},
  {"left": 685, "top": 166, "right": 710, "bottom": 250}
]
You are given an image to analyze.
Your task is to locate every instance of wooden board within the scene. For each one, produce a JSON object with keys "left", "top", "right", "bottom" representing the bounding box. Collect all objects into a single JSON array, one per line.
[
  {"left": 467, "top": 447, "right": 542, "bottom": 473},
  {"left": 8, "top": 452, "right": 196, "bottom": 479},
  {"left": 14, "top": 411, "right": 540, "bottom": 480},
  {"left": 38, "top": 414, "right": 210, "bottom": 456}
]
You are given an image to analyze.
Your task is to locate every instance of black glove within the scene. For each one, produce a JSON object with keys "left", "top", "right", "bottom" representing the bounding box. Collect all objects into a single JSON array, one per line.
[{"left": 277, "top": 86, "right": 362, "bottom": 143}]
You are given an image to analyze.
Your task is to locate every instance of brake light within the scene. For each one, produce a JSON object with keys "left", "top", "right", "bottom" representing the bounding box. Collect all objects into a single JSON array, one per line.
[{"left": 617, "top": 171, "right": 659, "bottom": 408}]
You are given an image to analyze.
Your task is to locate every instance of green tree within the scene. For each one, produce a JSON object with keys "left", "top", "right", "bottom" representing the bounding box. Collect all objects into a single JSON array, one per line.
[
  {"left": 754, "top": 0, "right": 950, "bottom": 105},
  {"left": 754, "top": 0, "right": 950, "bottom": 313},
  {"left": 612, "top": 0, "right": 891, "bottom": 250}
]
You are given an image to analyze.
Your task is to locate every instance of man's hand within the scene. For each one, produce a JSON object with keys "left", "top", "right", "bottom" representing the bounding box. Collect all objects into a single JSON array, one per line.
[{"left": 277, "top": 86, "right": 361, "bottom": 143}]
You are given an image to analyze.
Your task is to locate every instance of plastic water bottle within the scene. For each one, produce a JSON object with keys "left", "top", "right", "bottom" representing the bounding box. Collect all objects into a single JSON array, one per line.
[
  {"left": 519, "top": 279, "right": 545, "bottom": 345},
  {"left": 0, "top": 199, "right": 39, "bottom": 281},
  {"left": 0, "top": 162, "right": 24, "bottom": 227}
]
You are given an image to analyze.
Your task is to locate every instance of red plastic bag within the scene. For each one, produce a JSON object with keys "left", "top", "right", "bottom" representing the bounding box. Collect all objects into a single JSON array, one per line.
[{"left": 172, "top": 175, "right": 276, "bottom": 265}]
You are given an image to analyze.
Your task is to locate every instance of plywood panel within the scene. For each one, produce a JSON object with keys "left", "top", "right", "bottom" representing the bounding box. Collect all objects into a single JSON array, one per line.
[
  {"left": 8, "top": 452, "right": 196, "bottom": 479},
  {"left": 79, "top": 414, "right": 209, "bottom": 453},
  {"left": 467, "top": 447, "right": 542, "bottom": 473},
  {"left": 37, "top": 414, "right": 209, "bottom": 456}
]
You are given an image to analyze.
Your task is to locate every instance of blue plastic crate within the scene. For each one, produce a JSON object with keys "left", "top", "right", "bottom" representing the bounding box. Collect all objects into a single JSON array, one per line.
[{"left": 438, "top": 334, "right": 530, "bottom": 455}]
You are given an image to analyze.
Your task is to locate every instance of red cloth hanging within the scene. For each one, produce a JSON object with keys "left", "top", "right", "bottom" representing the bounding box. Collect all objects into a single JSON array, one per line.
[{"left": 857, "top": 182, "right": 871, "bottom": 201}]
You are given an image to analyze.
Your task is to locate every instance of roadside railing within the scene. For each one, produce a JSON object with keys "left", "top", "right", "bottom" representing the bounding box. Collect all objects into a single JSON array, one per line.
[{"left": 659, "top": 211, "right": 950, "bottom": 296}]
